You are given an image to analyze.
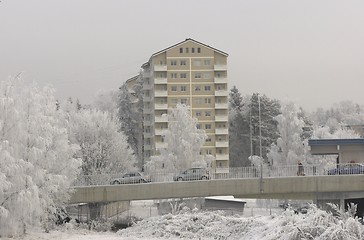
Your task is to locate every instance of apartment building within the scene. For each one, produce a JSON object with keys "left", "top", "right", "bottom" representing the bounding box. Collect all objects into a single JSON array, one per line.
[{"left": 141, "top": 38, "right": 229, "bottom": 173}]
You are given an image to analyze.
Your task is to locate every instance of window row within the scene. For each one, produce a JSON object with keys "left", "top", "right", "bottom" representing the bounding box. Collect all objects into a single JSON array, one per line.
[
  {"left": 170, "top": 59, "right": 210, "bottom": 66},
  {"left": 179, "top": 47, "right": 201, "bottom": 54},
  {"left": 170, "top": 85, "right": 212, "bottom": 91},
  {"left": 196, "top": 123, "right": 212, "bottom": 129},
  {"left": 170, "top": 72, "right": 211, "bottom": 79}
]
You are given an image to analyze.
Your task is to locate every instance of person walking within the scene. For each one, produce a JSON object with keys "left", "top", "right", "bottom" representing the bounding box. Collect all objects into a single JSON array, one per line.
[{"left": 297, "top": 160, "right": 305, "bottom": 176}]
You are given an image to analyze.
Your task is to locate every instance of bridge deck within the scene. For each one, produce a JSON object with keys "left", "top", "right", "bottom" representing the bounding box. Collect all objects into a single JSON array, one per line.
[{"left": 69, "top": 175, "right": 364, "bottom": 203}]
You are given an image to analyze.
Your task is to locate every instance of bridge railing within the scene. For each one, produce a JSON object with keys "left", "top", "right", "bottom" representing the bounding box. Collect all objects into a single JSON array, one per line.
[{"left": 72, "top": 163, "right": 358, "bottom": 187}]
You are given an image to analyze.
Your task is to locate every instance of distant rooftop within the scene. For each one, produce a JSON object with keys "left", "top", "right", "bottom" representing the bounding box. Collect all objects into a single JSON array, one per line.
[{"left": 308, "top": 138, "right": 364, "bottom": 146}]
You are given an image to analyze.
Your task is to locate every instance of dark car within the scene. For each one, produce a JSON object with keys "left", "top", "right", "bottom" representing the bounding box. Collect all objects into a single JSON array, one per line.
[
  {"left": 111, "top": 172, "right": 151, "bottom": 184},
  {"left": 327, "top": 163, "right": 364, "bottom": 175},
  {"left": 173, "top": 167, "right": 210, "bottom": 181}
]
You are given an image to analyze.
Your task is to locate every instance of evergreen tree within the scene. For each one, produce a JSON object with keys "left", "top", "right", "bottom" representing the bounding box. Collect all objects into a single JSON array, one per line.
[
  {"left": 249, "top": 93, "right": 281, "bottom": 160},
  {"left": 228, "top": 86, "right": 251, "bottom": 167},
  {"left": 117, "top": 77, "right": 144, "bottom": 168}
]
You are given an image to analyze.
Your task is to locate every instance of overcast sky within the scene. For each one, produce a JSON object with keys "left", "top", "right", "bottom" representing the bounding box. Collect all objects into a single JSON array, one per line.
[{"left": 1, "top": 0, "right": 363, "bottom": 111}]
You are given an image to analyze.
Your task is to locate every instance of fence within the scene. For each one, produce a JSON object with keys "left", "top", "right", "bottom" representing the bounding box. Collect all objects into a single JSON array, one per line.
[{"left": 72, "top": 163, "right": 362, "bottom": 187}]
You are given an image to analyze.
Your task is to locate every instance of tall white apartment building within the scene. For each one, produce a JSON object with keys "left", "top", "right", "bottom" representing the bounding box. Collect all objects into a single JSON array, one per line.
[{"left": 141, "top": 38, "right": 229, "bottom": 173}]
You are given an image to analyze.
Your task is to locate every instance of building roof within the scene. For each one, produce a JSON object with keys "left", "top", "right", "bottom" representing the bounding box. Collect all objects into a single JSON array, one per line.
[
  {"left": 141, "top": 38, "right": 229, "bottom": 67},
  {"left": 308, "top": 138, "right": 364, "bottom": 146}
]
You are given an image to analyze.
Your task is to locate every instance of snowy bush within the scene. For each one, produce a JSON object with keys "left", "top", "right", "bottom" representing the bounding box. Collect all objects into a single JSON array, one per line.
[{"left": 118, "top": 204, "right": 364, "bottom": 240}]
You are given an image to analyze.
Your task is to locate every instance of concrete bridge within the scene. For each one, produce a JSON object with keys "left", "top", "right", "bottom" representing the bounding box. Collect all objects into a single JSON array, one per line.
[{"left": 69, "top": 174, "right": 364, "bottom": 205}]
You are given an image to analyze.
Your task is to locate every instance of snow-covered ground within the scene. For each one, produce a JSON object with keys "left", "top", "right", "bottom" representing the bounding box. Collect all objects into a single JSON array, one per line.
[{"left": 4, "top": 198, "right": 364, "bottom": 240}]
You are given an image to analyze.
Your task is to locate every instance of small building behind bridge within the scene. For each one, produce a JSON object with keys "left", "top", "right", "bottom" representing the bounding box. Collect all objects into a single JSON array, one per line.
[{"left": 308, "top": 138, "right": 364, "bottom": 164}]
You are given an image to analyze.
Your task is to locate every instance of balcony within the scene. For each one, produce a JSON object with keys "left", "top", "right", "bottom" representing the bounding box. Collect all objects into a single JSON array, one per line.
[
  {"left": 215, "top": 90, "right": 228, "bottom": 96},
  {"left": 144, "top": 145, "right": 152, "bottom": 151},
  {"left": 216, "top": 154, "right": 229, "bottom": 161},
  {"left": 155, "top": 103, "right": 168, "bottom": 110},
  {"left": 143, "top": 108, "right": 153, "bottom": 114},
  {"left": 154, "top": 65, "right": 167, "bottom": 71},
  {"left": 215, "top": 102, "right": 228, "bottom": 109},
  {"left": 214, "top": 77, "right": 227, "bottom": 84},
  {"left": 143, "top": 120, "right": 152, "bottom": 126},
  {"left": 155, "top": 128, "right": 166, "bottom": 135},
  {"left": 215, "top": 115, "right": 228, "bottom": 122},
  {"left": 143, "top": 84, "right": 152, "bottom": 90},
  {"left": 143, "top": 96, "right": 152, "bottom": 102},
  {"left": 216, "top": 141, "right": 229, "bottom": 148},
  {"left": 144, "top": 132, "right": 153, "bottom": 138},
  {"left": 155, "top": 142, "right": 167, "bottom": 149},
  {"left": 154, "top": 78, "right": 168, "bottom": 84},
  {"left": 155, "top": 115, "right": 168, "bottom": 122},
  {"left": 155, "top": 90, "right": 168, "bottom": 97},
  {"left": 214, "top": 64, "right": 227, "bottom": 71},
  {"left": 215, "top": 128, "right": 228, "bottom": 135},
  {"left": 142, "top": 71, "right": 151, "bottom": 78}
]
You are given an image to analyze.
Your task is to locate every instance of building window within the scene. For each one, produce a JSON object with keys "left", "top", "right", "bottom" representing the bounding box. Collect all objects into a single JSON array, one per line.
[
  {"left": 196, "top": 124, "right": 201, "bottom": 129},
  {"left": 180, "top": 86, "right": 187, "bottom": 91},
  {"left": 203, "top": 73, "right": 210, "bottom": 79},
  {"left": 180, "top": 73, "right": 187, "bottom": 78},
  {"left": 171, "top": 86, "right": 177, "bottom": 91},
  {"left": 196, "top": 111, "right": 201, "bottom": 116},
  {"left": 186, "top": 48, "right": 189, "bottom": 53},
  {"left": 205, "top": 124, "right": 211, "bottom": 129},
  {"left": 171, "top": 73, "right": 177, "bottom": 78},
  {"left": 206, "top": 138, "right": 211, "bottom": 142},
  {"left": 195, "top": 73, "right": 201, "bottom": 79},
  {"left": 204, "top": 86, "right": 211, "bottom": 91},
  {"left": 180, "top": 60, "right": 186, "bottom": 66},
  {"left": 198, "top": 47, "right": 201, "bottom": 53},
  {"left": 192, "top": 48, "right": 195, "bottom": 53},
  {"left": 206, "top": 149, "right": 212, "bottom": 155},
  {"left": 205, "top": 111, "right": 211, "bottom": 116},
  {"left": 205, "top": 98, "right": 211, "bottom": 104},
  {"left": 194, "top": 98, "right": 202, "bottom": 104},
  {"left": 171, "top": 60, "right": 177, "bottom": 66},
  {"left": 195, "top": 86, "right": 201, "bottom": 91},
  {"left": 204, "top": 60, "right": 210, "bottom": 65},
  {"left": 172, "top": 99, "right": 178, "bottom": 104},
  {"left": 194, "top": 60, "right": 201, "bottom": 66},
  {"left": 180, "top": 48, "right": 183, "bottom": 53},
  {"left": 181, "top": 99, "right": 187, "bottom": 104}
]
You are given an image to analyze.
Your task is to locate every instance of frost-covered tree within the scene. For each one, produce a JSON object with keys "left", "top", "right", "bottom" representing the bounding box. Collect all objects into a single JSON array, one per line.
[
  {"left": 146, "top": 104, "right": 208, "bottom": 172},
  {"left": 0, "top": 77, "right": 81, "bottom": 237},
  {"left": 267, "top": 100, "right": 305, "bottom": 166},
  {"left": 68, "top": 108, "right": 136, "bottom": 177},
  {"left": 311, "top": 100, "right": 364, "bottom": 127},
  {"left": 93, "top": 89, "right": 118, "bottom": 117}
]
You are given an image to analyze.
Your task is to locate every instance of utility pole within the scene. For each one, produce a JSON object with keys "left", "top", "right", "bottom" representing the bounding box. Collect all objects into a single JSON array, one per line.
[{"left": 258, "top": 94, "right": 262, "bottom": 158}]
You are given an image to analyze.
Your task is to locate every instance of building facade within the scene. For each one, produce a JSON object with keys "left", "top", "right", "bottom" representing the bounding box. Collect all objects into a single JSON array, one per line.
[{"left": 141, "top": 38, "right": 229, "bottom": 172}]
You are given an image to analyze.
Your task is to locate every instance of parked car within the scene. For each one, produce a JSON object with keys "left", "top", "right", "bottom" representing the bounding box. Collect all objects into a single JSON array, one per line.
[
  {"left": 111, "top": 172, "right": 151, "bottom": 184},
  {"left": 173, "top": 167, "right": 210, "bottom": 181},
  {"left": 327, "top": 163, "right": 364, "bottom": 175},
  {"left": 294, "top": 206, "right": 309, "bottom": 214}
]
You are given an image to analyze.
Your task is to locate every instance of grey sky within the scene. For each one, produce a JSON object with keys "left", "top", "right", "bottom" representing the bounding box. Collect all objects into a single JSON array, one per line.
[{"left": 1, "top": 0, "right": 363, "bottom": 111}]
